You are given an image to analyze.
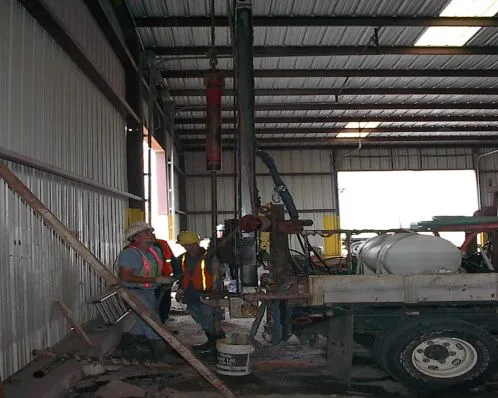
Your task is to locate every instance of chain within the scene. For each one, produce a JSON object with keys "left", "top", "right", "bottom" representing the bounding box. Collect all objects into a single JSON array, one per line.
[{"left": 209, "top": 0, "right": 218, "bottom": 70}]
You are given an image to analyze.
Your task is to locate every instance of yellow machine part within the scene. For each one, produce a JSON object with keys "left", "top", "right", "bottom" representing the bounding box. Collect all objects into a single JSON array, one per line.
[{"left": 323, "top": 214, "right": 341, "bottom": 257}]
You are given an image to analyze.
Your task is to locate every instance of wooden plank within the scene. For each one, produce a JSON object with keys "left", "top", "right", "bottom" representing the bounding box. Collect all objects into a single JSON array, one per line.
[
  {"left": 55, "top": 300, "right": 94, "bottom": 347},
  {"left": 0, "top": 162, "right": 235, "bottom": 398}
]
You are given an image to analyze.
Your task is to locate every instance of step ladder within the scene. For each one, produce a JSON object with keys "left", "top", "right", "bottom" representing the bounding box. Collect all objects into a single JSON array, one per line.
[{"left": 92, "top": 291, "right": 130, "bottom": 325}]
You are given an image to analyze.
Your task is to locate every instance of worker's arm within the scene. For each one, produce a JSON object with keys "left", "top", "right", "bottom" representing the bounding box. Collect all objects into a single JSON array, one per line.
[
  {"left": 170, "top": 256, "right": 182, "bottom": 277},
  {"left": 117, "top": 248, "right": 159, "bottom": 284},
  {"left": 119, "top": 267, "right": 158, "bottom": 283}
]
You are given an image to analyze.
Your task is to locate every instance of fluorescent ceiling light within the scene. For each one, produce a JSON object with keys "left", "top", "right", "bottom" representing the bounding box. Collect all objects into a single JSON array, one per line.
[
  {"left": 336, "top": 121, "right": 380, "bottom": 138},
  {"left": 336, "top": 131, "right": 370, "bottom": 138},
  {"left": 344, "top": 122, "right": 380, "bottom": 129},
  {"left": 414, "top": 0, "right": 498, "bottom": 47}
]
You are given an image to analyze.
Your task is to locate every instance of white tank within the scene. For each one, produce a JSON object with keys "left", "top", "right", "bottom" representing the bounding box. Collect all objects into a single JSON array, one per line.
[{"left": 357, "top": 233, "right": 462, "bottom": 275}]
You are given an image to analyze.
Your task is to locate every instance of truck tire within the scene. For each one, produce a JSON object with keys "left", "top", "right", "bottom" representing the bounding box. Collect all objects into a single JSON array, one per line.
[{"left": 378, "top": 319, "right": 497, "bottom": 391}]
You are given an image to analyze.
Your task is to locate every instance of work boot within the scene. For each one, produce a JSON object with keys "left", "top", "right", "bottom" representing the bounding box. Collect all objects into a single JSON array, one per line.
[
  {"left": 149, "top": 340, "right": 185, "bottom": 365},
  {"left": 119, "top": 333, "right": 152, "bottom": 360},
  {"left": 192, "top": 332, "right": 224, "bottom": 355}
]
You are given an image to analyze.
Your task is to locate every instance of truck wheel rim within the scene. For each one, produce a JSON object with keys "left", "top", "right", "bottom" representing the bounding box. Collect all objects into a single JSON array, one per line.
[{"left": 411, "top": 337, "right": 478, "bottom": 378}]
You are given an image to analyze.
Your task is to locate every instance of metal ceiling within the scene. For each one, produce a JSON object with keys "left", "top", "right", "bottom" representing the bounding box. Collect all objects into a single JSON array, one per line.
[{"left": 124, "top": 0, "right": 498, "bottom": 149}]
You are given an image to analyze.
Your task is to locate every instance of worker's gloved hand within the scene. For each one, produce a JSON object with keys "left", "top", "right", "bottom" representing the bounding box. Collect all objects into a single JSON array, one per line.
[
  {"left": 156, "top": 276, "right": 176, "bottom": 285},
  {"left": 175, "top": 288, "right": 185, "bottom": 303}
]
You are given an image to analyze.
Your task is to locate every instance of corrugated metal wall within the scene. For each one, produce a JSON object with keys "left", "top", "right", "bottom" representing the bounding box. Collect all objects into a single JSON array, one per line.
[
  {"left": 185, "top": 149, "right": 335, "bottom": 249},
  {"left": 335, "top": 147, "right": 474, "bottom": 171},
  {"left": 42, "top": 0, "right": 125, "bottom": 97},
  {"left": 0, "top": 0, "right": 127, "bottom": 380},
  {"left": 475, "top": 147, "right": 498, "bottom": 208}
]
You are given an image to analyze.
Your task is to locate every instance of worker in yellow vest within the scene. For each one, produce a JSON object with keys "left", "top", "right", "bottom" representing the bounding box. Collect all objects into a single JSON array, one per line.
[{"left": 175, "top": 230, "right": 224, "bottom": 354}]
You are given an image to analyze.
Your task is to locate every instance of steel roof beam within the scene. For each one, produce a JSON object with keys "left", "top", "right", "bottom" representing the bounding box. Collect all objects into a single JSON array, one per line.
[
  {"left": 134, "top": 16, "right": 498, "bottom": 28},
  {"left": 149, "top": 46, "right": 498, "bottom": 56},
  {"left": 170, "top": 88, "right": 498, "bottom": 97},
  {"left": 176, "top": 115, "right": 498, "bottom": 125},
  {"left": 162, "top": 69, "right": 498, "bottom": 79},
  {"left": 82, "top": 0, "right": 138, "bottom": 71},
  {"left": 176, "top": 126, "right": 498, "bottom": 136},
  {"left": 180, "top": 136, "right": 498, "bottom": 149},
  {"left": 176, "top": 102, "right": 498, "bottom": 112}
]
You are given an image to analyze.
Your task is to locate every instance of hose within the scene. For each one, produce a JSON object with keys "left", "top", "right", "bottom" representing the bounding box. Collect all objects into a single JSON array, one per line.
[{"left": 257, "top": 150, "right": 299, "bottom": 219}]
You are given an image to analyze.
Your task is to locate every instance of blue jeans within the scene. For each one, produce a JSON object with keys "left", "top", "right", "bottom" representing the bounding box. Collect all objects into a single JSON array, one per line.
[
  {"left": 155, "top": 287, "right": 172, "bottom": 323},
  {"left": 187, "top": 302, "right": 215, "bottom": 336},
  {"left": 129, "top": 289, "right": 160, "bottom": 341}
]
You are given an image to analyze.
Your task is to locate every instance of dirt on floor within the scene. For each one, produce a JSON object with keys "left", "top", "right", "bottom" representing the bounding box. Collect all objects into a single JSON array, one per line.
[{"left": 63, "top": 299, "right": 498, "bottom": 398}]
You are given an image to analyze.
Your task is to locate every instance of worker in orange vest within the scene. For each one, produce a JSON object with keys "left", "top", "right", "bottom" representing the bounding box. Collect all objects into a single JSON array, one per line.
[
  {"left": 117, "top": 222, "right": 182, "bottom": 363},
  {"left": 152, "top": 235, "right": 180, "bottom": 323},
  {"left": 175, "top": 230, "right": 223, "bottom": 354}
]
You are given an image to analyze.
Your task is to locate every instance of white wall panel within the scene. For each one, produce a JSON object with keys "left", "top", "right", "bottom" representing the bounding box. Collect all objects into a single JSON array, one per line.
[
  {"left": 336, "top": 147, "right": 474, "bottom": 171},
  {"left": 0, "top": 1, "right": 126, "bottom": 380},
  {"left": 42, "top": 0, "right": 125, "bottom": 97}
]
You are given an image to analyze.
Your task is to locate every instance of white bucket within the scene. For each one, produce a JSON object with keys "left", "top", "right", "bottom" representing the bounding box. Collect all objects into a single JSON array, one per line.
[{"left": 216, "top": 338, "right": 255, "bottom": 376}]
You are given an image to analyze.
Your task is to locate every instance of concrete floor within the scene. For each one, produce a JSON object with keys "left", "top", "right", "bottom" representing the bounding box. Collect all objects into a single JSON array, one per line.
[
  {"left": 68, "top": 299, "right": 498, "bottom": 398},
  {"left": 5, "top": 298, "right": 498, "bottom": 398}
]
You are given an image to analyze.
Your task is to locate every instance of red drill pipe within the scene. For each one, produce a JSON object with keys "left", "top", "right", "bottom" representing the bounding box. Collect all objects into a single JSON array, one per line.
[{"left": 204, "top": 71, "right": 224, "bottom": 171}]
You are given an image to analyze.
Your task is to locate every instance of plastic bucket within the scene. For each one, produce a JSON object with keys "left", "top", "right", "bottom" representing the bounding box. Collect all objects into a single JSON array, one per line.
[{"left": 216, "top": 338, "right": 255, "bottom": 376}]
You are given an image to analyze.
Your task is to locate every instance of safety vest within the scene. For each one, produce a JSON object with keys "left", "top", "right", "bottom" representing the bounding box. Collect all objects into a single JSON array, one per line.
[
  {"left": 179, "top": 253, "right": 212, "bottom": 292},
  {"left": 155, "top": 239, "right": 174, "bottom": 276},
  {"left": 127, "top": 245, "right": 161, "bottom": 288}
]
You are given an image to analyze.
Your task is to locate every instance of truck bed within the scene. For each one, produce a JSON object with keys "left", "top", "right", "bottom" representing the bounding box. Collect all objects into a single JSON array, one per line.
[{"left": 309, "top": 273, "right": 498, "bottom": 305}]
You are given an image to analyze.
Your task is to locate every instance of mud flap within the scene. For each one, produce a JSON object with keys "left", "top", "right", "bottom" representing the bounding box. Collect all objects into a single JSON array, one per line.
[{"left": 326, "top": 314, "right": 354, "bottom": 386}]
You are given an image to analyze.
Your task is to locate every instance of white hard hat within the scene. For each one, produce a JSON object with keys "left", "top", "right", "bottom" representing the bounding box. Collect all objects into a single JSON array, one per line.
[{"left": 124, "top": 221, "right": 154, "bottom": 241}]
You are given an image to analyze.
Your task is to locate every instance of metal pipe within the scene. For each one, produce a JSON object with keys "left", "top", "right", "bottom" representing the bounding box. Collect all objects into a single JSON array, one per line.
[
  {"left": 476, "top": 149, "right": 498, "bottom": 209},
  {"left": 235, "top": 0, "right": 258, "bottom": 288},
  {"left": 164, "top": 68, "right": 498, "bottom": 79},
  {"left": 227, "top": 0, "right": 239, "bottom": 221},
  {"left": 32, "top": 358, "right": 66, "bottom": 378},
  {"left": 177, "top": 115, "right": 498, "bottom": 125},
  {"left": 170, "top": 87, "right": 498, "bottom": 97},
  {"left": 0, "top": 146, "right": 142, "bottom": 201},
  {"left": 135, "top": 16, "right": 498, "bottom": 28},
  {"left": 243, "top": 292, "right": 311, "bottom": 302},
  {"left": 211, "top": 171, "right": 218, "bottom": 244},
  {"left": 149, "top": 45, "right": 498, "bottom": 57},
  {"left": 0, "top": 162, "right": 235, "bottom": 398}
]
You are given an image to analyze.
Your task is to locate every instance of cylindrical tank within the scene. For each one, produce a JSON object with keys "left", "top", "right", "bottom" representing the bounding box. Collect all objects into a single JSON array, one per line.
[{"left": 357, "top": 233, "right": 462, "bottom": 275}]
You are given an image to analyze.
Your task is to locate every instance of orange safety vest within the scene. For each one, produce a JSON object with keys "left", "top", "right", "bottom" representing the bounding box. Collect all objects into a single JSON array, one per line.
[
  {"left": 155, "top": 239, "right": 174, "bottom": 276},
  {"left": 179, "top": 253, "right": 212, "bottom": 292},
  {"left": 127, "top": 245, "right": 162, "bottom": 288}
]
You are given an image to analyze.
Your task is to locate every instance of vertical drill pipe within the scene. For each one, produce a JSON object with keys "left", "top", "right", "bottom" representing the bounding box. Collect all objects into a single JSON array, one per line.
[
  {"left": 0, "top": 162, "right": 235, "bottom": 398},
  {"left": 205, "top": 72, "right": 224, "bottom": 246},
  {"left": 235, "top": 0, "right": 258, "bottom": 287}
]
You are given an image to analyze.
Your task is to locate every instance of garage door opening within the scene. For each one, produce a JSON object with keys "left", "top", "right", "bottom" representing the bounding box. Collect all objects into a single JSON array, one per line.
[
  {"left": 337, "top": 170, "right": 479, "bottom": 246},
  {"left": 143, "top": 133, "right": 171, "bottom": 240}
]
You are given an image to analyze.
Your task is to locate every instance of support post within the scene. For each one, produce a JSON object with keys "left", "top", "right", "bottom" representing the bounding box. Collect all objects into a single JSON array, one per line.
[
  {"left": 0, "top": 162, "right": 235, "bottom": 398},
  {"left": 327, "top": 314, "right": 354, "bottom": 386},
  {"left": 323, "top": 150, "right": 341, "bottom": 257},
  {"left": 125, "top": 52, "right": 145, "bottom": 225},
  {"left": 235, "top": 0, "right": 257, "bottom": 287}
]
